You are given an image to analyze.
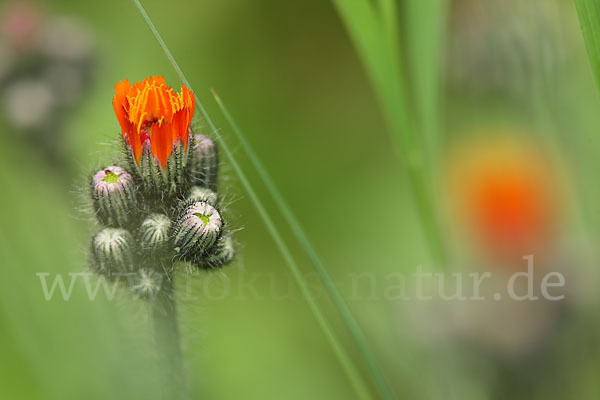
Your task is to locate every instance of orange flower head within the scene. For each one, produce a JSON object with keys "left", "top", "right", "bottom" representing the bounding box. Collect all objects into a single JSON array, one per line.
[
  {"left": 113, "top": 76, "right": 195, "bottom": 168},
  {"left": 446, "top": 135, "right": 560, "bottom": 261}
]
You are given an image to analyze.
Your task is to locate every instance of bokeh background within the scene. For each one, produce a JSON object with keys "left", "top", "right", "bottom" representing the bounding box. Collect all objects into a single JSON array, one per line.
[{"left": 1, "top": 0, "right": 600, "bottom": 399}]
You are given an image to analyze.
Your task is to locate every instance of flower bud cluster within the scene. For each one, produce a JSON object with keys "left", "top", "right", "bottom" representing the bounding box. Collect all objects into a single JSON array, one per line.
[{"left": 88, "top": 131, "right": 235, "bottom": 299}]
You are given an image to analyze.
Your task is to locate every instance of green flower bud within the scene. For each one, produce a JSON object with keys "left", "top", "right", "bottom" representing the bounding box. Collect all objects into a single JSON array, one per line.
[
  {"left": 138, "top": 213, "right": 172, "bottom": 253},
  {"left": 91, "top": 228, "right": 135, "bottom": 276},
  {"left": 190, "top": 134, "right": 218, "bottom": 190},
  {"left": 188, "top": 186, "right": 218, "bottom": 206},
  {"left": 91, "top": 166, "right": 136, "bottom": 227},
  {"left": 173, "top": 201, "right": 222, "bottom": 260}
]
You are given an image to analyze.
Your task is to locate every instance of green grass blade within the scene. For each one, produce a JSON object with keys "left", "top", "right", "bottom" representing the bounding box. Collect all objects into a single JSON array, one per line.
[
  {"left": 129, "top": 1, "right": 374, "bottom": 398},
  {"left": 211, "top": 89, "right": 397, "bottom": 400},
  {"left": 331, "top": 0, "right": 447, "bottom": 263},
  {"left": 332, "top": 0, "right": 411, "bottom": 151},
  {"left": 403, "top": 0, "right": 447, "bottom": 165},
  {"left": 575, "top": 0, "right": 600, "bottom": 92}
]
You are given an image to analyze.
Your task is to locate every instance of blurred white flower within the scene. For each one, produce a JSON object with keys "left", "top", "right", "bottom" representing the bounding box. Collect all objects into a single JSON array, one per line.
[
  {"left": 3, "top": 79, "right": 56, "bottom": 130},
  {"left": 41, "top": 17, "right": 93, "bottom": 62}
]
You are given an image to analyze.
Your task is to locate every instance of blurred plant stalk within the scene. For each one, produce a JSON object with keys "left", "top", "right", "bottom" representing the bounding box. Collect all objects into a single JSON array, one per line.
[
  {"left": 152, "top": 279, "right": 187, "bottom": 400},
  {"left": 332, "top": 0, "right": 449, "bottom": 265}
]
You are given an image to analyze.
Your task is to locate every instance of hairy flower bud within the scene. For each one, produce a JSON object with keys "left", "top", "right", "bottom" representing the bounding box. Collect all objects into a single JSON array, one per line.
[
  {"left": 130, "top": 268, "right": 163, "bottom": 299},
  {"left": 137, "top": 141, "right": 190, "bottom": 195},
  {"left": 197, "top": 232, "right": 235, "bottom": 270},
  {"left": 91, "top": 228, "right": 135, "bottom": 276},
  {"left": 190, "top": 134, "right": 218, "bottom": 190},
  {"left": 188, "top": 186, "right": 218, "bottom": 206},
  {"left": 91, "top": 166, "right": 136, "bottom": 227},
  {"left": 138, "top": 213, "right": 172, "bottom": 253},
  {"left": 173, "top": 201, "right": 222, "bottom": 259}
]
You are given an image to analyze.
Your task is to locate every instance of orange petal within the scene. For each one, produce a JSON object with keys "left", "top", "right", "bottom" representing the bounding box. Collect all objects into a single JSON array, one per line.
[
  {"left": 113, "top": 77, "right": 196, "bottom": 167},
  {"left": 150, "top": 122, "right": 173, "bottom": 168},
  {"left": 113, "top": 79, "right": 131, "bottom": 139},
  {"left": 129, "top": 82, "right": 177, "bottom": 131},
  {"left": 179, "top": 86, "right": 195, "bottom": 147},
  {"left": 129, "top": 75, "right": 165, "bottom": 98},
  {"left": 182, "top": 85, "right": 195, "bottom": 124},
  {"left": 171, "top": 107, "right": 189, "bottom": 146},
  {"left": 126, "top": 129, "right": 143, "bottom": 164}
]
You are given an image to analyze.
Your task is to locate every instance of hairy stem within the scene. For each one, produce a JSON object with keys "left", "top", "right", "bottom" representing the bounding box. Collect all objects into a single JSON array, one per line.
[{"left": 152, "top": 278, "right": 187, "bottom": 400}]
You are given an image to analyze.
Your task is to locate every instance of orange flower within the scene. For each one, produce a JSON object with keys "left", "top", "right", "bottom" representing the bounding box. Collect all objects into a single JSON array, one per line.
[
  {"left": 113, "top": 76, "right": 195, "bottom": 168},
  {"left": 446, "top": 135, "right": 560, "bottom": 261}
]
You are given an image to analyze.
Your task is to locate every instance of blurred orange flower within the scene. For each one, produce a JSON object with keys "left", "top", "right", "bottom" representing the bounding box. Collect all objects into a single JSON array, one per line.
[
  {"left": 113, "top": 76, "right": 195, "bottom": 168},
  {"left": 446, "top": 135, "right": 560, "bottom": 261}
]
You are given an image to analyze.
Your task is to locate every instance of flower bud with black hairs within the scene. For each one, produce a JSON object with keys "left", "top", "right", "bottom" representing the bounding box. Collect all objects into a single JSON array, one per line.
[
  {"left": 173, "top": 201, "right": 223, "bottom": 261},
  {"left": 190, "top": 134, "right": 218, "bottom": 190},
  {"left": 197, "top": 232, "right": 235, "bottom": 270},
  {"left": 91, "top": 166, "right": 137, "bottom": 227},
  {"left": 138, "top": 213, "right": 172, "bottom": 254},
  {"left": 188, "top": 186, "right": 218, "bottom": 206},
  {"left": 136, "top": 140, "right": 190, "bottom": 195},
  {"left": 91, "top": 227, "right": 135, "bottom": 277}
]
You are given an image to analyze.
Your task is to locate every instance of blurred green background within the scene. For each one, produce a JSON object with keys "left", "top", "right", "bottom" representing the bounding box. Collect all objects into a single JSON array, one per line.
[{"left": 1, "top": 0, "right": 600, "bottom": 399}]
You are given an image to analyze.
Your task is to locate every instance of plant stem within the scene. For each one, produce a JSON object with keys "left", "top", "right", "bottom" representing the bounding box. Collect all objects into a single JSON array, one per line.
[{"left": 152, "top": 277, "right": 187, "bottom": 400}]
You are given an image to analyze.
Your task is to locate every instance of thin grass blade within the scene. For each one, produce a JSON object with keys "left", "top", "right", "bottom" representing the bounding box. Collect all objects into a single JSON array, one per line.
[
  {"left": 402, "top": 0, "right": 447, "bottom": 166},
  {"left": 212, "top": 89, "right": 397, "bottom": 400}
]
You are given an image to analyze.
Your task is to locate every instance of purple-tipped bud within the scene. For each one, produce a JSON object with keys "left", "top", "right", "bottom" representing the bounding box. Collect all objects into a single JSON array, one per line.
[
  {"left": 138, "top": 213, "right": 172, "bottom": 253},
  {"left": 91, "top": 166, "right": 136, "bottom": 227},
  {"left": 91, "top": 227, "right": 135, "bottom": 276},
  {"left": 173, "top": 201, "right": 222, "bottom": 259},
  {"left": 190, "top": 134, "right": 218, "bottom": 190}
]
